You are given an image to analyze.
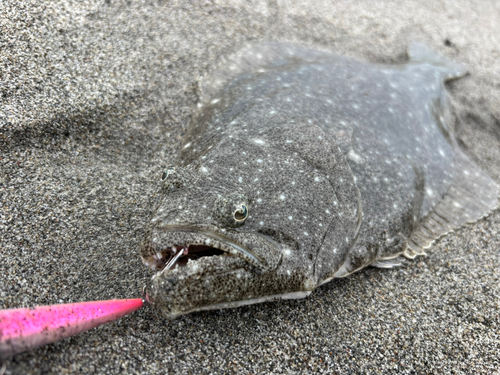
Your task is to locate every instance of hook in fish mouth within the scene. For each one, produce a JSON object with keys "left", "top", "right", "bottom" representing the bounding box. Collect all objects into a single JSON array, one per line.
[{"left": 141, "top": 225, "right": 271, "bottom": 274}]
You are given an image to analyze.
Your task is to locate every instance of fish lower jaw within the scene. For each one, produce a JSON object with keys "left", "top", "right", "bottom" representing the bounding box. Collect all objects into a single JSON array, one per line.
[{"left": 165, "top": 291, "right": 313, "bottom": 319}]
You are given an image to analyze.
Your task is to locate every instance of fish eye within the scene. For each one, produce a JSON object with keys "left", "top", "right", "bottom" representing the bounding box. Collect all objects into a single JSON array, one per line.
[
  {"left": 234, "top": 205, "right": 248, "bottom": 221},
  {"left": 161, "top": 167, "right": 175, "bottom": 180}
]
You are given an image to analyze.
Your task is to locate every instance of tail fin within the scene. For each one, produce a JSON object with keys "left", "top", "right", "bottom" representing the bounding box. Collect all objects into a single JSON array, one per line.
[{"left": 408, "top": 42, "right": 467, "bottom": 81}]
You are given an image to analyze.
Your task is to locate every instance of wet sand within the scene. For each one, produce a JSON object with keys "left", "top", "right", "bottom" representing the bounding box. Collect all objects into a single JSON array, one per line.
[{"left": 1, "top": 1, "right": 499, "bottom": 373}]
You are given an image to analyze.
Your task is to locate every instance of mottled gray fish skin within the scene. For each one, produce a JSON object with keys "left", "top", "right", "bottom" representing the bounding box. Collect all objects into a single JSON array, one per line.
[{"left": 141, "top": 42, "right": 499, "bottom": 319}]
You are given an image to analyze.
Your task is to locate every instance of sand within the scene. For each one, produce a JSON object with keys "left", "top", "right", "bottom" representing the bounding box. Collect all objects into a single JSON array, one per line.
[{"left": 1, "top": 0, "right": 499, "bottom": 373}]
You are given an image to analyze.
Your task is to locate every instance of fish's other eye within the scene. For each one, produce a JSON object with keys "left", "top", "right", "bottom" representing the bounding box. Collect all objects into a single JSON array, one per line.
[
  {"left": 234, "top": 205, "right": 248, "bottom": 221},
  {"left": 161, "top": 167, "right": 194, "bottom": 193},
  {"left": 161, "top": 167, "right": 175, "bottom": 180}
]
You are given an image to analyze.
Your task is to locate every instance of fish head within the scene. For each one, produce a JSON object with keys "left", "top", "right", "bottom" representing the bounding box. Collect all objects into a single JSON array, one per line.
[{"left": 141, "top": 126, "right": 360, "bottom": 318}]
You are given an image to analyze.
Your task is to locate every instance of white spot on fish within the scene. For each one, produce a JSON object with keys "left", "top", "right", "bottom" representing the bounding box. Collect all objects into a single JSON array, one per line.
[{"left": 348, "top": 149, "right": 363, "bottom": 164}]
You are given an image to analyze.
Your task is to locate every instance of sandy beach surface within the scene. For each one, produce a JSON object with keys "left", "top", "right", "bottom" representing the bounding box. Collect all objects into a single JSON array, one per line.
[{"left": 1, "top": 1, "right": 499, "bottom": 373}]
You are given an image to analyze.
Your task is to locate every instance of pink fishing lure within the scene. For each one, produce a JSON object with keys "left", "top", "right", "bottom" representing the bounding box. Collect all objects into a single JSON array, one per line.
[{"left": 0, "top": 299, "right": 143, "bottom": 358}]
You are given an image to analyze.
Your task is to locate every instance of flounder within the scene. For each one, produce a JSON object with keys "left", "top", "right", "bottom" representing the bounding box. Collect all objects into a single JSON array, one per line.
[{"left": 141, "top": 42, "right": 499, "bottom": 319}]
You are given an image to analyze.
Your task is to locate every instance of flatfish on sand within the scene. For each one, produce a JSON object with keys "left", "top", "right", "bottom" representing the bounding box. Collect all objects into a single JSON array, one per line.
[{"left": 140, "top": 42, "right": 498, "bottom": 318}]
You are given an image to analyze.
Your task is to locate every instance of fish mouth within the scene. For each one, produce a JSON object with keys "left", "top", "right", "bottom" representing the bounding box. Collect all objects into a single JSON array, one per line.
[{"left": 141, "top": 225, "right": 273, "bottom": 274}]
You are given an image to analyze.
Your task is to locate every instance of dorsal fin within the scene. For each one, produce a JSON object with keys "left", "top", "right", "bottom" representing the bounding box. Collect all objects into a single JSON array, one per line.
[{"left": 199, "top": 42, "right": 339, "bottom": 104}]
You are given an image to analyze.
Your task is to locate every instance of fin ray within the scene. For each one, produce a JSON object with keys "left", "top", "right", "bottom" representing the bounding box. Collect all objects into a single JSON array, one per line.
[{"left": 371, "top": 257, "right": 404, "bottom": 269}]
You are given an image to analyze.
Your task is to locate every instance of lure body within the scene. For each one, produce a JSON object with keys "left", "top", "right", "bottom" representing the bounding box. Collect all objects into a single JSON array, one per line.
[{"left": 0, "top": 299, "right": 143, "bottom": 358}]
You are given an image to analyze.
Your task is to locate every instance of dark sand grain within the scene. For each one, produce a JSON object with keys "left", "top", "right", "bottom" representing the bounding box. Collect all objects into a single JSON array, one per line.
[{"left": 1, "top": 1, "right": 499, "bottom": 374}]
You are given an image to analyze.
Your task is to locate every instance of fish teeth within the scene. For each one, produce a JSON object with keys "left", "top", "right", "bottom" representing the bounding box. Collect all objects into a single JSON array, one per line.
[{"left": 142, "top": 256, "right": 164, "bottom": 271}]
